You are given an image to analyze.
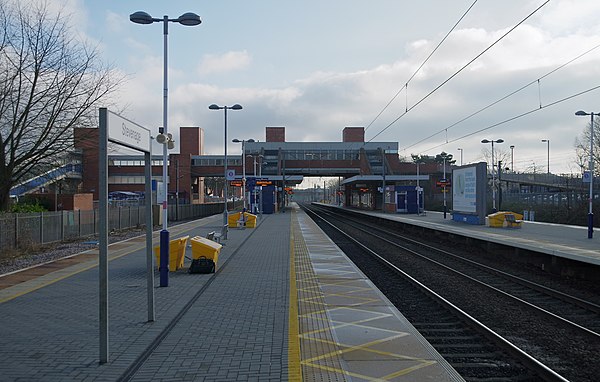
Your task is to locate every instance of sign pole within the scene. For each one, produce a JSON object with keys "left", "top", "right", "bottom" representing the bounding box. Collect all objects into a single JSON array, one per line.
[
  {"left": 98, "top": 108, "right": 109, "bottom": 363},
  {"left": 98, "top": 108, "right": 153, "bottom": 363},
  {"left": 144, "top": 151, "right": 155, "bottom": 322}
]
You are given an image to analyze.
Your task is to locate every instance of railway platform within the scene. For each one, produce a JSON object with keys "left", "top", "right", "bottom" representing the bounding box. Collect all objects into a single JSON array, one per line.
[
  {"left": 0, "top": 204, "right": 463, "bottom": 381},
  {"left": 320, "top": 204, "right": 600, "bottom": 267}
]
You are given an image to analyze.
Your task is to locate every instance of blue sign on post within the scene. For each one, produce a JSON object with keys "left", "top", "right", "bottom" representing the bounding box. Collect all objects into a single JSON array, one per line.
[{"left": 583, "top": 171, "right": 591, "bottom": 183}]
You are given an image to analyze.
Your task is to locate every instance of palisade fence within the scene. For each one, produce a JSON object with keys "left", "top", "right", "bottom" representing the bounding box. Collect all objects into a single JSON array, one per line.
[{"left": 0, "top": 202, "right": 224, "bottom": 250}]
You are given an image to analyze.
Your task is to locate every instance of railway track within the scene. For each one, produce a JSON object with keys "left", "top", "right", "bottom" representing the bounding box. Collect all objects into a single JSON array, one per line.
[{"left": 303, "top": 203, "right": 600, "bottom": 382}]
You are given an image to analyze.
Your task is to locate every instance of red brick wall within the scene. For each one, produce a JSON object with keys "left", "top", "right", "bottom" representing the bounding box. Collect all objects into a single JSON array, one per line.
[
  {"left": 74, "top": 127, "right": 204, "bottom": 202},
  {"left": 179, "top": 127, "right": 203, "bottom": 156},
  {"left": 266, "top": 127, "right": 285, "bottom": 142},
  {"left": 343, "top": 127, "right": 364, "bottom": 142},
  {"left": 172, "top": 127, "right": 204, "bottom": 201},
  {"left": 27, "top": 193, "right": 93, "bottom": 211},
  {"left": 71, "top": 193, "right": 94, "bottom": 210},
  {"left": 74, "top": 128, "right": 100, "bottom": 198}
]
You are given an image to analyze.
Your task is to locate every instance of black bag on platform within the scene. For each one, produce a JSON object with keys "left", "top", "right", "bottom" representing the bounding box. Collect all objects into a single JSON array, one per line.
[{"left": 189, "top": 256, "right": 215, "bottom": 274}]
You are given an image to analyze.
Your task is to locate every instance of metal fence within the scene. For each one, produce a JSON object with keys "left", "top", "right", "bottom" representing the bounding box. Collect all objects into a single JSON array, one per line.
[{"left": 0, "top": 202, "right": 225, "bottom": 250}]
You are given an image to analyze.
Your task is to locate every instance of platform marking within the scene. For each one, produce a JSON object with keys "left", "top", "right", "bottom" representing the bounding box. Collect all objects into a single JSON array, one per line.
[
  {"left": 0, "top": 248, "right": 131, "bottom": 304},
  {"left": 294, "top": 208, "right": 441, "bottom": 381},
  {"left": 0, "top": 219, "right": 215, "bottom": 304},
  {"left": 288, "top": 209, "right": 302, "bottom": 382}
]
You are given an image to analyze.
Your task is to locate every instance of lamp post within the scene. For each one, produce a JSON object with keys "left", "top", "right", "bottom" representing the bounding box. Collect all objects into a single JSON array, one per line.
[
  {"left": 440, "top": 152, "right": 449, "bottom": 219},
  {"left": 416, "top": 160, "right": 423, "bottom": 215},
  {"left": 233, "top": 138, "right": 255, "bottom": 210},
  {"left": 575, "top": 110, "right": 596, "bottom": 239},
  {"left": 209, "top": 104, "right": 243, "bottom": 240},
  {"left": 380, "top": 147, "right": 386, "bottom": 213},
  {"left": 258, "top": 155, "right": 265, "bottom": 216},
  {"left": 457, "top": 148, "right": 463, "bottom": 166},
  {"left": 510, "top": 145, "right": 515, "bottom": 172},
  {"left": 246, "top": 154, "right": 257, "bottom": 213},
  {"left": 130, "top": 11, "right": 201, "bottom": 289},
  {"left": 481, "top": 139, "right": 504, "bottom": 213},
  {"left": 541, "top": 139, "right": 550, "bottom": 174}
]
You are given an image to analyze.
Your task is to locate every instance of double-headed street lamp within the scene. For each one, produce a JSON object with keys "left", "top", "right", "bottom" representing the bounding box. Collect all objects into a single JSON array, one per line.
[
  {"left": 575, "top": 110, "right": 596, "bottom": 239},
  {"left": 130, "top": 11, "right": 201, "bottom": 289},
  {"left": 481, "top": 138, "right": 504, "bottom": 213},
  {"left": 541, "top": 139, "right": 550, "bottom": 174},
  {"left": 209, "top": 104, "right": 243, "bottom": 240},
  {"left": 232, "top": 138, "right": 255, "bottom": 210}
]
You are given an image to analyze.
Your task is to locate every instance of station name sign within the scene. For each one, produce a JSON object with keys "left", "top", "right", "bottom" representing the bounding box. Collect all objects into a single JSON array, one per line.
[{"left": 107, "top": 111, "right": 151, "bottom": 152}]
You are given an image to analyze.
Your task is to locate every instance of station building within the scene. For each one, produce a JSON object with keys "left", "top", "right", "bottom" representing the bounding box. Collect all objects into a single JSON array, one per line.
[{"left": 74, "top": 125, "right": 444, "bottom": 213}]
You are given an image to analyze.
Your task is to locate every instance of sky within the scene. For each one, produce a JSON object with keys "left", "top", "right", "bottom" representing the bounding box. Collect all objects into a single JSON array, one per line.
[{"left": 41, "top": 0, "right": 600, "bottom": 176}]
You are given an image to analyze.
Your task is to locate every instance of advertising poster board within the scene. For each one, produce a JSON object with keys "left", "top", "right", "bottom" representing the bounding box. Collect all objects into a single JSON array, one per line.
[{"left": 452, "top": 162, "right": 487, "bottom": 224}]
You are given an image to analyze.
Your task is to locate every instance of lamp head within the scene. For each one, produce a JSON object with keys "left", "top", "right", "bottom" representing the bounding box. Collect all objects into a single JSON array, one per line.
[
  {"left": 247, "top": 139, "right": 255, "bottom": 143},
  {"left": 481, "top": 139, "right": 490, "bottom": 144},
  {"left": 231, "top": 104, "right": 243, "bottom": 110},
  {"left": 232, "top": 139, "right": 241, "bottom": 143},
  {"left": 575, "top": 110, "right": 589, "bottom": 116},
  {"left": 496, "top": 139, "right": 504, "bottom": 144},
  {"left": 130, "top": 11, "right": 155, "bottom": 24},
  {"left": 156, "top": 133, "right": 167, "bottom": 144},
  {"left": 177, "top": 12, "right": 201, "bottom": 26},
  {"left": 209, "top": 104, "right": 221, "bottom": 110}
]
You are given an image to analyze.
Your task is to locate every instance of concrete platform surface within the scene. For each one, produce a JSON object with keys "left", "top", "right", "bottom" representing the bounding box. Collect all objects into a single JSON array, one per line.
[
  {"left": 0, "top": 205, "right": 464, "bottom": 381},
  {"left": 324, "top": 205, "right": 600, "bottom": 266}
]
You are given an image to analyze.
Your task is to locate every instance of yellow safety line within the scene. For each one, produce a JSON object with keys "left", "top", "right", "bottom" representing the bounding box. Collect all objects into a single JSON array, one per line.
[
  {"left": 302, "top": 334, "right": 408, "bottom": 363},
  {"left": 0, "top": 219, "right": 215, "bottom": 304},
  {"left": 300, "top": 315, "right": 400, "bottom": 337},
  {"left": 288, "top": 209, "right": 302, "bottom": 382},
  {"left": 302, "top": 334, "right": 438, "bottom": 381},
  {"left": 303, "top": 334, "right": 429, "bottom": 362},
  {"left": 0, "top": 249, "right": 132, "bottom": 304},
  {"left": 380, "top": 360, "right": 438, "bottom": 380},
  {"left": 303, "top": 362, "right": 388, "bottom": 382}
]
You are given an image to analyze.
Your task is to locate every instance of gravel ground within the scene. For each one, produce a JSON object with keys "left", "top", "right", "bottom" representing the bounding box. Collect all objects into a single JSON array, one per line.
[{"left": 0, "top": 228, "right": 146, "bottom": 276}]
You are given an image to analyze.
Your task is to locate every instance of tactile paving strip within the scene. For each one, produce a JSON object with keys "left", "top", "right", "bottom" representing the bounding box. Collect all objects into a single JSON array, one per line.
[{"left": 292, "top": 212, "right": 348, "bottom": 382}]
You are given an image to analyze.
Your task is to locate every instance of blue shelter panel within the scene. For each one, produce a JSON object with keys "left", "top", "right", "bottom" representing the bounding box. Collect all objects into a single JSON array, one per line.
[
  {"left": 262, "top": 185, "right": 275, "bottom": 214},
  {"left": 396, "top": 186, "right": 420, "bottom": 214}
]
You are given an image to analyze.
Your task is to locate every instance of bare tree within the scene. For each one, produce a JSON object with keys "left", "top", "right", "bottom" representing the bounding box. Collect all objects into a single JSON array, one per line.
[
  {"left": 480, "top": 147, "right": 511, "bottom": 173},
  {"left": 0, "top": 1, "right": 123, "bottom": 210},
  {"left": 574, "top": 118, "right": 600, "bottom": 177}
]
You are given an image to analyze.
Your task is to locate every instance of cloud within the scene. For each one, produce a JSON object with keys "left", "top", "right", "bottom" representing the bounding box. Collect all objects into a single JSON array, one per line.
[
  {"left": 197, "top": 51, "right": 252, "bottom": 75},
  {"left": 112, "top": 1, "right": 600, "bottom": 174},
  {"left": 105, "top": 10, "right": 126, "bottom": 34}
]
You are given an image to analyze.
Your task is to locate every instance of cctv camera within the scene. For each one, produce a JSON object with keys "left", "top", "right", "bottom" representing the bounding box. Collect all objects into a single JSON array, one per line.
[{"left": 156, "top": 134, "right": 167, "bottom": 144}]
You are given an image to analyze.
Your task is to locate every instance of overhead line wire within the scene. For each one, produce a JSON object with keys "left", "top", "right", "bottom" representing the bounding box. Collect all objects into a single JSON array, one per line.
[
  {"left": 367, "top": 0, "right": 551, "bottom": 143},
  {"left": 417, "top": 84, "right": 600, "bottom": 153},
  {"left": 403, "top": 42, "right": 600, "bottom": 151},
  {"left": 364, "top": 0, "right": 479, "bottom": 133}
]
